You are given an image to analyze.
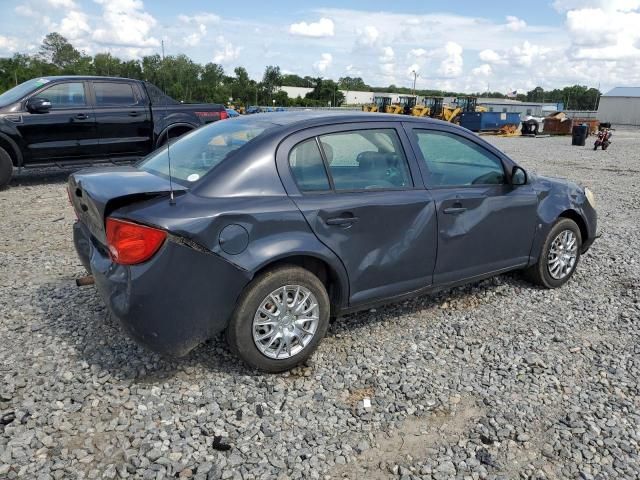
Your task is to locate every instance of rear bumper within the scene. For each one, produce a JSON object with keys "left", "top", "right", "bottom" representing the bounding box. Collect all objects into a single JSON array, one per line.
[{"left": 73, "top": 222, "right": 251, "bottom": 357}]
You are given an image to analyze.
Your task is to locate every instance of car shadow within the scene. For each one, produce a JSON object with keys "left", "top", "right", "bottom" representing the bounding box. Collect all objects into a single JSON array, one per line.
[
  {"left": 325, "top": 272, "right": 531, "bottom": 337},
  {"left": 9, "top": 168, "right": 75, "bottom": 187},
  {"left": 36, "top": 272, "right": 531, "bottom": 382}
]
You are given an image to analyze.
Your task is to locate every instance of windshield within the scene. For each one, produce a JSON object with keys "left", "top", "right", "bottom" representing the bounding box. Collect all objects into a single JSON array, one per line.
[
  {"left": 0, "top": 78, "right": 51, "bottom": 107},
  {"left": 138, "top": 120, "right": 271, "bottom": 183}
]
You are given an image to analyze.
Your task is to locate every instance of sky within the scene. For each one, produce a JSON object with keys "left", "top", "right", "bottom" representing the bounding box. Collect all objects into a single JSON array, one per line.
[{"left": 2, "top": 0, "right": 640, "bottom": 93}]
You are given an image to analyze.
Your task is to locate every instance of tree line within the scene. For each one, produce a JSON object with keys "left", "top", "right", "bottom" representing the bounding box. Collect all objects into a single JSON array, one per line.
[{"left": 0, "top": 33, "right": 601, "bottom": 109}]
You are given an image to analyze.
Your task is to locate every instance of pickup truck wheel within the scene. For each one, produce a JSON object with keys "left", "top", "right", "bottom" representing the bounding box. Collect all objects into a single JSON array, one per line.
[
  {"left": 524, "top": 218, "right": 582, "bottom": 289},
  {"left": 226, "top": 266, "right": 330, "bottom": 372},
  {"left": 0, "top": 147, "right": 13, "bottom": 189}
]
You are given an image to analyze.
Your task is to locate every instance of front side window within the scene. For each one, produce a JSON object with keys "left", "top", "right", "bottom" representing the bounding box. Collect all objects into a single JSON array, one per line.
[
  {"left": 415, "top": 130, "right": 505, "bottom": 186},
  {"left": 94, "top": 82, "right": 137, "bottom": 106},
  {"left": 288, "top": 139, "right": 330, "bottom": 192},
  {"left": 318, "top": 129, "right": 412, "bottom": 191},
  {"left": 138, "top": 120, "right": 271, "bottom": 183},
  {"left": 40, "top": 82, "right": 86, "bottom": 108}
]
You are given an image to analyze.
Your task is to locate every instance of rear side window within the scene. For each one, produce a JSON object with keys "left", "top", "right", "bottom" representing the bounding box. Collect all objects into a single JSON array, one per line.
[
  {"left": 415, "top": 130, "right": 505, "bottom": 186},
  {"left": 138, "top": 120, "right": 270, "bottom": 183},
  {"left": 40, "top": 82, "right": 86, "bottom": 108},
  {"left": 288, "top": 139, "right": 330, "bottom": 192},
  {"left": 93, "top": 82, "right": 137, "bottom": 106},
  {"left": 318, "top": 129, "right": 412, "bottom": 190}
]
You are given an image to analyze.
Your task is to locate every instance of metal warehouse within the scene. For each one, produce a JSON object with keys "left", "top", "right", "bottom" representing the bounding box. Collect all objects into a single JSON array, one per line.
[{"left": 597, "top": 87, "right": 640, "bottom": 126}]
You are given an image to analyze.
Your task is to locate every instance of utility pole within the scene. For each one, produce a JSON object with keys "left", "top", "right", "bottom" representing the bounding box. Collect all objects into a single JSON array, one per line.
[{"left": 411, "top": 70, "right": 418, "bottom": 95}]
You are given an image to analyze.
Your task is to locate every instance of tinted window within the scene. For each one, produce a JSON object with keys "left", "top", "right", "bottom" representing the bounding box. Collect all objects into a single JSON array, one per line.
[
  {"left": 138, "top": 119, "right": 270, "bottom": 183},
  {"left": 289, "top": 139, "right": 330, "bottom": 192},
  {"left": 40, "top": 82, "right": 86, "bottom": 108},
  {"left": 318, "top": 129, "right": 412, "bottom": 191},
  {"left": 94, "top": 82, "right": 137, "bottom": 106},
  {"left": 415, "top": 130, "right": 505, "bottom": 186}
]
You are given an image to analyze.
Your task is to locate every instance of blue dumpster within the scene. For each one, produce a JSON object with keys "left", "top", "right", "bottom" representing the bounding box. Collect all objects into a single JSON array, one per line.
[{"left": 460, "top": 112, "right": 521, "bottom": 132}]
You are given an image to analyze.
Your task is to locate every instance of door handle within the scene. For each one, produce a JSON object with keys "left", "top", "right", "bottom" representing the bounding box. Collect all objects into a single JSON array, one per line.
[
  {"left": 128, "top": 111, "right": 140, "bottom": 117},
  {"left": 325, "top": 216, "right": 359, "bottom": 226},
  {"left": 74, "top": 113, "right": 89, "bottom": 120},
  {"left": 443, "top": 206, "right": 467, "bottom": 214}
]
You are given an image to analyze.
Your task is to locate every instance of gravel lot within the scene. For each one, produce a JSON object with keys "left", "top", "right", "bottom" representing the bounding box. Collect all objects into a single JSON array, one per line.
[{"left": 1, "top": 130, "right": 639, "bottom": 480}]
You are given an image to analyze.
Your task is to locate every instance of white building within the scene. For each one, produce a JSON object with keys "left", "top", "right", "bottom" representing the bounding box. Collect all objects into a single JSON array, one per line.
[
  {"left": 597, "top": 87, "right": 640, "bottom": 126},
  {"left": 279, "top": 86, "right": 421, "bottom": 105},
  {"left": 477, "top": 98, "right": 563, "bottom": 117}
]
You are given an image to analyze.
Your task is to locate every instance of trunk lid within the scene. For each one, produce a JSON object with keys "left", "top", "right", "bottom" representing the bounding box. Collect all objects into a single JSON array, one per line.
[{"left": 68, "top": 166, "right": 186, "bottom": 245}]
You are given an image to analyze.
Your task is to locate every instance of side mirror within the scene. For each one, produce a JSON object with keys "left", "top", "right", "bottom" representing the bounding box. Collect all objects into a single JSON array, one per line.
[
  {"left": 511, "top": 166, "right": 527, "bottom": 186},
  {"left": 26, "top": 97, "right": 52, "bottom": 114}
]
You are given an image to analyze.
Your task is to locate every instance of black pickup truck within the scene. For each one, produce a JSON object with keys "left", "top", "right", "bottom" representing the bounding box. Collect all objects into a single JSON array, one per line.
[{"left": 0, "top": 76, "right": 228, "bottom": 187}]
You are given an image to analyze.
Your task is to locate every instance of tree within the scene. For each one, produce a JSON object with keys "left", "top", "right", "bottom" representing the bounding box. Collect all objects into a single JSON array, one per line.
[
  {"left": 261, "top": 65, "right": 282, "bottom": 103},
  {"left": 305, "top": 78, "right": 345, "bottom": 106},
  {"left": 39, "top": 33, "right": 82, "bottom": 69},
  {"left": 338, "top": 76, "right": 368, "bottom": 91}
]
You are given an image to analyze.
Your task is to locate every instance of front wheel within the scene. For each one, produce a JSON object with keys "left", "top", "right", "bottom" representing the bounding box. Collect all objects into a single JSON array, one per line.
[
  {"left": 524, "top": 218, "right": 582, "bottom": 288},
  {"left": 226, "top": 266, "right": 330, "bottom": 372},
  {"left": 0, "top": 147, "right": 13, "bottom": 189}
]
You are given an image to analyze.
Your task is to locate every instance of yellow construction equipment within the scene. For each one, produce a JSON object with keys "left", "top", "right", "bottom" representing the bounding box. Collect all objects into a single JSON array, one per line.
[
  {"left": 435, "top": 96, "right": 486, "bottom": 123},
  {"left": 385, "top": 95, "right": 417, "bottom": 115},
  {"left": 362, "top": 96, "right": 392, "bottom": 113}
]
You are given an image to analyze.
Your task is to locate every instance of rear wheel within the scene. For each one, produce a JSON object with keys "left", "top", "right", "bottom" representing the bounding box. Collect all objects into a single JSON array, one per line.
[
  {"left": 226, "top": 266, "right": 330, "bottom": 372},
  {"left": 524, "top": 218, "right": 582, "bottom": 288},
  {"left": 0, "top": 147, "right": 13, "bottom": 189}
]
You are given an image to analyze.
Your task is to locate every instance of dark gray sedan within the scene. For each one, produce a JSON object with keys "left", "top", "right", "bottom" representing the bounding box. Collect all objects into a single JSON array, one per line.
[{"left": 69, "top": 112, "right": 597, "bottom": 372}]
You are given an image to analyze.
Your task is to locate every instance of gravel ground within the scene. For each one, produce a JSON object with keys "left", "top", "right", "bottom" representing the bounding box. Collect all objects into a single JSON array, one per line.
[{"left": 1, "top": 130, "right": 639, "bottom": 480}]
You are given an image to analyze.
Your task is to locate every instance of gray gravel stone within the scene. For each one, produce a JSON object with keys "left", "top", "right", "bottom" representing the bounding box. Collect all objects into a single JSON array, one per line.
[{"left": 1, "top": 132, "right": 640, "bottom": 479}]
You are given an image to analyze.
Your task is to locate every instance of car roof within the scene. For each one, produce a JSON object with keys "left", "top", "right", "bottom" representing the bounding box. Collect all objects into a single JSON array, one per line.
[
  {"left": 244, "top": 110, "right": 448, "bottom": 129},
  {"left": 37, "top": 75, "right": 143, "bottom": 82}
]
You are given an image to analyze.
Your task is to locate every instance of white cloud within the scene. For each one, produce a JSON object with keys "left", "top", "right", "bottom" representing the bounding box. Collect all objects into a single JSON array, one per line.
[
  {"left": 479, "top": 49, "right": 503, "bottom": 63},
  {"left": 289, "top": 18, "right": 334, "bottom": 37},
  {"left": 59, "top": 11, "right": 91, "bottom": 42},
  {"left": 213, "top": 36, "right": 242, "bottom": 64},
  {"left": 0, "top": 35, "right": 18, "bottom": 54},
  {"left": 407, "top": 63, "right": 420, "bottom": 76},
  {"left": 379, "top": 46, "right": 394, "bottom": 63},
  {"left": 472, "top": 64, "right": 492, "bottom": 76},
  {"left": 505, "top": 15, "right": 527, "bottom": 31},
  {"left": 408, "top": 48, "right": 428, "bottom": 58},
  {"left": 15, "top": 5, "right": 36, "bottom": 16},
  {"left": 178, "top": 12, "right": 220, "bottom": 25},
  {"left": 313, "top": 52, "right": 333, "bottom": 73},
  {"left": 356, "top": 25, "right": 380, "bottom": 47},
  {"left": 46, "top": 0, "right": 76, "bottom": 7},
  {"left": 92, "top": 0, "right": 159, "bottom": 49},
  {"left": 439, "top": 41, "right": 463, "bottom": 77},
  {"left": 553, "top": 0, "right": 640, "bottom": 12},
  {"left": 178, "top": 12, "right": 218, "bottom": 47}
]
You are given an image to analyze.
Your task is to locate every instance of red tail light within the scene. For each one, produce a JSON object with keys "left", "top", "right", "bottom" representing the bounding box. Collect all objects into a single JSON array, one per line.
[
  {"left": 105, "top": 218, "right": 167, "bottom": 265},
  {"left": 220, "top": 110, "right": 229, "bottom": 120}
]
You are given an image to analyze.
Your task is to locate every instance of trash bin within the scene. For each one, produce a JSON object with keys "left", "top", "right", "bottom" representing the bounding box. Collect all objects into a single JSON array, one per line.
[{"left": 571, "top": 124, "right": 588, "bottom": 146}]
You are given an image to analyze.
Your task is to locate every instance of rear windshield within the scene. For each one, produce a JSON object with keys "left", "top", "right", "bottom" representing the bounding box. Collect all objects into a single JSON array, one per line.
[{"left": 138, "top": 120, "right": 271, "bottom": 183}]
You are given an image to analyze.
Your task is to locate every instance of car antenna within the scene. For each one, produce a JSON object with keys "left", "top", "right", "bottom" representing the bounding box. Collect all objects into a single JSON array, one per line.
[{"left": 162, "top": 39, "right": 175, "bottom": 205}]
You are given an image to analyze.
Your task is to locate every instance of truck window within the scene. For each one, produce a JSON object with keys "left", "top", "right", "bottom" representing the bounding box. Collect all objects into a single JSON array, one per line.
[
  {"left": 40, "top": 82, "right": 86, "bottom": 108},
  {"left": 94, "top": 82, "right": 137, "bottom": 106}
]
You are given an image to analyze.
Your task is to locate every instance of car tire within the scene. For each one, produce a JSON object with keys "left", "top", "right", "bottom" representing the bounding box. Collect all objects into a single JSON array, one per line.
[
  {"left": 0, "top": 147, "right": 13, "bottom": 189},
  {"left": 226, "top": 265, "right": 330, "bottom": 372},
  {"left": 524, "top": 218, "right": 582, "bottom": 288}
]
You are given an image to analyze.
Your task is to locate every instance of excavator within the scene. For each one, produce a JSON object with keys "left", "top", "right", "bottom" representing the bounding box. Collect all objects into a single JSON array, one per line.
[{"left": 362, "top": 96, "right": 392, "bottom": 113}]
